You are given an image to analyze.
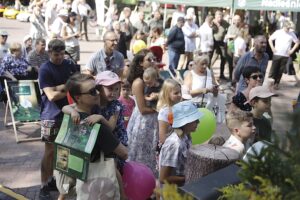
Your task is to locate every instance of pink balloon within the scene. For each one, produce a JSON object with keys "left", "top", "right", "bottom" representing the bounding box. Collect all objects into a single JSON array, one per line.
[{"left": 122, "top": 161, "right": 156, "bottom": 200}]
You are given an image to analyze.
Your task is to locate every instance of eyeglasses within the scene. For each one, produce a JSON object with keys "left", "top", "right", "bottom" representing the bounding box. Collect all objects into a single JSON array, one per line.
[
  {"left": 250, "top": 74, "right": 263, "bottom": 80},
  {"left": 1, "top": 35, "right": 8, "bottom": 38},
  {"left": 79, "top": 87, "right": 99, "bottom": 96}
]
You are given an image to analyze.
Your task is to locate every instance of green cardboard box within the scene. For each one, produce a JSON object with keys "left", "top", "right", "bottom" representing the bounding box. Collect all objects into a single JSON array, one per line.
[{"left": 54, "top": 114, "right": 100, "bottom": 181}]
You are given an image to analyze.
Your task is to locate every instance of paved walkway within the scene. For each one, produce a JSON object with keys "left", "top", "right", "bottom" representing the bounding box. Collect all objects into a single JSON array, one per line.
[{"left": 0, "top": 17, "right": 299, "bottom": 199}]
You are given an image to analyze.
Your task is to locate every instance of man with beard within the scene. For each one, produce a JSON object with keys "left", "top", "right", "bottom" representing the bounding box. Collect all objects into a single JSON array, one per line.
[
  {"left": 234, "top": 35, "right": 269, "bottom": 92},
  {"left": 84, "top": 31, "right": 124, "bottom": 77}
]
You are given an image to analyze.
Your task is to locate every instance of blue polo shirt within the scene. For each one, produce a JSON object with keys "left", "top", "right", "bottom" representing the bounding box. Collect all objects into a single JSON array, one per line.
[
  {"left": 86, "top": 49, "right": 124, "bottom": 75},
  {"left": 234, "top": 51, "right": 269, "bottom": 92},
  {"left": 39, "top": 59, "right": 77, "bottom": 121}
]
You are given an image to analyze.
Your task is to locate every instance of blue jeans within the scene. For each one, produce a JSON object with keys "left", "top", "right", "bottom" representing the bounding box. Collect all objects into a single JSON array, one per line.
[{"left": 168, "top": 49, "right": 180, "bottom": 70}]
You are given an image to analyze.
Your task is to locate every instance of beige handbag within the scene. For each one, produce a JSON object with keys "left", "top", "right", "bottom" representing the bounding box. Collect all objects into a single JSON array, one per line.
[{"left": 76, "top": 152, "right": 120, "bottom": 200}]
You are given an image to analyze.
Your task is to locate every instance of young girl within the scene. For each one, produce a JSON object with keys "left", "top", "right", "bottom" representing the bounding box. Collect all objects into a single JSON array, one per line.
[
  {"left": 157, "top": 79, "right": 182, "bottom": 144},
  {"left": 118, "top": 80, "right": 135, "bottom": 128},
  {"left": 159, "top": 101, "right": 203, "bottom": 186}
]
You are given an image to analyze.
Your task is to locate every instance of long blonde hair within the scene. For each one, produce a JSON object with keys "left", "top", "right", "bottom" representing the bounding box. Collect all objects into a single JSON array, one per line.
[{"left": 157, "top": 79, "right": 181, "bottom": 111}]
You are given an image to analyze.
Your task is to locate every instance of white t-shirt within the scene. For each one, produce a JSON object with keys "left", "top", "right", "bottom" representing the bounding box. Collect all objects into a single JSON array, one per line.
[
  {"left": 223, "top": 135, "right": 245, "bottom": 157},
  {"left": 78, "top": 3, "right": 91, "bottom": 17},
  {"left": 269, "top": 29, "right": 299, "bottom": 57},
  {"left": 51, "top": 17, "right": 66, "bottom": 37},
  {"left": 158, "top": 106, "right": 170, "bottom": 123},
  {"left": 234, "top": 36, "right": 246, "bottom": 57},
  {"left": 198, "top": 22, "right": 214, "bottom": 53}
]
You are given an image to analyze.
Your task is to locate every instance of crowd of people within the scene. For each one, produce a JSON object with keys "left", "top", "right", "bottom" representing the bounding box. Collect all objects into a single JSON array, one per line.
[{"left": 1, "top": 0, "right": 300, "bottom": 200}]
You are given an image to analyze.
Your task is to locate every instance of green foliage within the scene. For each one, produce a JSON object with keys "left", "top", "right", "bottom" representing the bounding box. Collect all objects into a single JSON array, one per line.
[
  {"left": 219, "top": 110, "right": 300, "bottom": 200},
  {"left": 155, "top": 182, "right": 193, "bottom": 200},
  {"left": 295, "top": 51, "right": 300, "bottom": 65},
  {"left": 219, "top": 177, "right": 282, "bottom": 200}
]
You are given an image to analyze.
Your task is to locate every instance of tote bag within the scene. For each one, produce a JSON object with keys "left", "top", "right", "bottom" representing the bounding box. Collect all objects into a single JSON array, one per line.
[{"left": 76, "top": 152, "right": 120, "bottom": 200}]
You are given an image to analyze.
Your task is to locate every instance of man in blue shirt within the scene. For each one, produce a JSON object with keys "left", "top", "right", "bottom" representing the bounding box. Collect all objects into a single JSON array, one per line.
[
  {"left": 85, "top": 31, "right": 124, "bottom": 77},
  {"left": 38, "top": 39, "right": 77, "bottom": 199},
  {"left": 234, "top": 35, "right": 269, "bottom": 92}
]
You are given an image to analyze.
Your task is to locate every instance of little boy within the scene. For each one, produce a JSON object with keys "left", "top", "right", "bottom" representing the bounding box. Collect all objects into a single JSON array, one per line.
[
  {"left": 223, "top": 109, "right": 255, "bottom": 157},
  {"left": 143, "top": 67, "right": 163, "bottom": 109},
  {"left": 249, "top": 86, "right": 276, "bottom": 142}
]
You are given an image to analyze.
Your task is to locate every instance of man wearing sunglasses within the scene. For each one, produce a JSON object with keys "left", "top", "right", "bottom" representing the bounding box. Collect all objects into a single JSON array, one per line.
[
  {"left": 0, "top": 30, "right": 9, "bottom": 62},
  {"left": 38, "top": 39, "right": 77, "bottom": 199},
  {"left": 84, "top": 31, "right": 124, "bottom": 77},
  {"left": 234, "top": 35, "right": 269, "bottom": 93}
]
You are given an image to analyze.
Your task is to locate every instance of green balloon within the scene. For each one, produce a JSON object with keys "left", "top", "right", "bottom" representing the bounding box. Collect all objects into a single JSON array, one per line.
[{"left": 191, "top": 108, "right": 216, "bottom": 145}]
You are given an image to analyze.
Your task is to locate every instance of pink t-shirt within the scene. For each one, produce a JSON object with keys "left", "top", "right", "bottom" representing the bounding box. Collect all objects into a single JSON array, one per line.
[{"left": 118, "top": 96, "right": 135, "bottom": 128}]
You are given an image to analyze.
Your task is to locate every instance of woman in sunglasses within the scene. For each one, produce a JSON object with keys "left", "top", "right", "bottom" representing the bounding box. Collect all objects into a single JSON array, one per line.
[{"left": 231, "top": 66, "right": 263, "bottom": 111}]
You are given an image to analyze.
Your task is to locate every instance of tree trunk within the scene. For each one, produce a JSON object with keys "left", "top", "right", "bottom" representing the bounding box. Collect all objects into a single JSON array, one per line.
[{"left": 185, "top": 144, "right": 240, "bottom": 183}]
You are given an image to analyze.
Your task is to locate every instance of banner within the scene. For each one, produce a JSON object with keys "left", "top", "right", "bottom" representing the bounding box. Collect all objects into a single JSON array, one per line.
[
  {"left": 6, "top": 80, "right": 41, "bottom": 122},
  {"left": 235, "top": 0, "right": 300, "bottom": 11}
]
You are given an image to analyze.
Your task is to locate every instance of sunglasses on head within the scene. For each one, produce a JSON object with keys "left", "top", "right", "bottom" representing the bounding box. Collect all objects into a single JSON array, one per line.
[
  {"left": 79, "top": 87, "right": 99, "bottom": 96},
  {"left": 250, "top": 74, "right": 263, "bottom": 80}
]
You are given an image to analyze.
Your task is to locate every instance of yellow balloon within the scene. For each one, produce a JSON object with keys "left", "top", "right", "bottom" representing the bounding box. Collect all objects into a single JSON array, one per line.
[{"left": 132, "top": 40, "right": 147, "bottom": 54}]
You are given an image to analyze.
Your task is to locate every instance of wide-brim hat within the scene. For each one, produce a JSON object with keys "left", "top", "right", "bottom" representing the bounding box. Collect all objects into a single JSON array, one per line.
[{"left": 172, "top": 101, "right": 204, "bottom": 128}]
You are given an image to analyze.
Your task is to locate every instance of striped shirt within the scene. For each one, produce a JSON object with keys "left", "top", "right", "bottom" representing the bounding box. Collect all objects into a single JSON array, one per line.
[{"left": 28, "top": 50, "right": 49, "bottom": 68}]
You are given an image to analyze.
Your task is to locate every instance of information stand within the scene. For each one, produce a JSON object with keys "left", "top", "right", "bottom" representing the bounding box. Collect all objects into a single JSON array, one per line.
[{"left": 4, "top": 80, "right": 42, "bottom": 143}]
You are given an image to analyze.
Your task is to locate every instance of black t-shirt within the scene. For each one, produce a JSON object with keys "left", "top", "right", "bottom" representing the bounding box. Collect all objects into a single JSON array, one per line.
[
  {"left": 253, "top": 116, "right": 272, "bottom": 142},
  {"left": 78, "top": 112, "right": 120, "bottom": 162}
]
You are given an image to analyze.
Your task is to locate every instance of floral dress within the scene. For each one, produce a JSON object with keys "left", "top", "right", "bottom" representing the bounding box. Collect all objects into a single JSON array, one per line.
[
  {"left": 0, "top": 54, "right": 29, "bottom": 77},
  {"left": 127, "top": 96, "right": 159, "bottom": 177},
  {"left": 98, "top": 100, "right": 128, "bottom": 146},
  {"left": 97, "top": 100, "right": 128, "bottom": 171}
]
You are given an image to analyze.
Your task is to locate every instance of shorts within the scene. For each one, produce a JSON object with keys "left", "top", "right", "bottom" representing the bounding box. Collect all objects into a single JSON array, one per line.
[{"left": 41, "top": 120, "right": 61, "bottom": 143}]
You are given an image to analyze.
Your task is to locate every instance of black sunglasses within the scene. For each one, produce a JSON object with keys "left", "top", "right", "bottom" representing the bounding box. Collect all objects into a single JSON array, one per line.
[
  {"left": 1, "top": 35, "right": 8, "bottom": 38},
  {"left": 250, "top": 74, "right": 263, "bottom": 80},
  {"left": 79, "top": 87, "right": 99, "bottom": 96}
]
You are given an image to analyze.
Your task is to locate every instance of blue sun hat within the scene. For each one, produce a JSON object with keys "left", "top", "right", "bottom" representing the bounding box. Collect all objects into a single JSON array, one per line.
[{"left": 172, "top": 101, "right": 204, "bottom": 128}]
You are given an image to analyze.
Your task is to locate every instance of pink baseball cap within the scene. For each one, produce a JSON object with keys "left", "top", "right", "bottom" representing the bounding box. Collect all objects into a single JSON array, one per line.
[{"left": 95, "top": 71, "right": 121, "bottom": 86}]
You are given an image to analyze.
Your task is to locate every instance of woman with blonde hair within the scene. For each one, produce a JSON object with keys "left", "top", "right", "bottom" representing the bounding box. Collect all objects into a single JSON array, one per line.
[{"left": 184, "top": 55, "right": 217, "bottom": 107}]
